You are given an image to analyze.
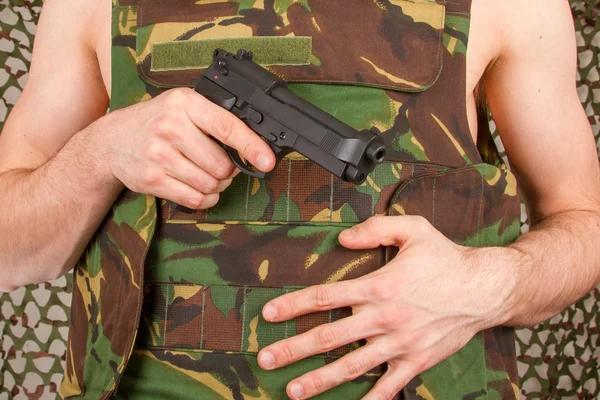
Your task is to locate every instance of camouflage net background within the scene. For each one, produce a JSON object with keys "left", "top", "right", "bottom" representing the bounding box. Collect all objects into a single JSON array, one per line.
[{"left": 0, "top": 0, "right": 598, "bottom": 398}]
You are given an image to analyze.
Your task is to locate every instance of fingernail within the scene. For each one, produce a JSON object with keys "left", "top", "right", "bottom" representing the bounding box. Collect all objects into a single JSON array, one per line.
[
  {"left": 257, "top": 153, "right": 270, "bottom": 170},
  {"left": 340, "top": 228, "right": 355, "bottom": 240},
  {"left": 290, "top": 383, "right": 304, "bottom": 399},
  {"left": 259, "top": 351, "right": 275, "bottom": 369},
  {"left": 263, "top": 303, "right": 278, "bottom": 321}
]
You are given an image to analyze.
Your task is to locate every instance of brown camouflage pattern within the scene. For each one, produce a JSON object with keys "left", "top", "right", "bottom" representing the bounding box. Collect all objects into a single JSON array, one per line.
[
  {"left": 58, "top": 0, "right": 524, "bottom": 398},
  {"left": 136, "top": 0, "right": 446, "bottom": 92},
  {"left": 2, "top": 0, "right": 599, "bottom": 399},
  {"left": 0, "top": 0, "right": 597, "bottom": 396}
]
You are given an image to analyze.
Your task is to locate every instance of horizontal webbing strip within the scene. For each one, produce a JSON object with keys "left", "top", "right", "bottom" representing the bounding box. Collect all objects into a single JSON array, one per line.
[
  {"left": 136, "top": 283, "right": 359, "bottom": 357},
  {"left": 151, "top": 36, "right": 313, "bottom": 72}
]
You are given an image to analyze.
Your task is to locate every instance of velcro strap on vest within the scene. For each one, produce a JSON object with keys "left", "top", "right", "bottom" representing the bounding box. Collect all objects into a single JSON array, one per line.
[
  {"left": 136, "top": 283, "right": 359, "bottom": 357},
  {"left": 151, "top": 36, "right": 313, "bottom": 72}
]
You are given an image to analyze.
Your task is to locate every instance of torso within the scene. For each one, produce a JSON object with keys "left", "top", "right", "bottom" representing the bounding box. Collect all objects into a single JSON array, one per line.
[{"left": 93, "top": 0, "right": 501, "bottom": 144}]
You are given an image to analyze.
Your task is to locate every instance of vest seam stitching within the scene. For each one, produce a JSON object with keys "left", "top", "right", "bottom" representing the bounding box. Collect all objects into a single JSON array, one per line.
[
  {"left": 162, "top": 285, "right": 169, "bottom": 347},
  {"left": 200, "top": 287, "right": 206, "bottom": 350}
]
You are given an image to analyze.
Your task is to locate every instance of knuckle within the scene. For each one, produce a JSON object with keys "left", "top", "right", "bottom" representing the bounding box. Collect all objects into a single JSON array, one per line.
[
  {"left": 145, "top": 139, "right": 167, "bottom": 163},
  {"left": 369, "top": 279, "right": 393, "bottom": 302},
  {"left": 343, "top": 358, "right": 364, "bottom": 380},
  {"left": 380, "top": 387, "right": 399, "bottom": 400},
  {"left": 316, "top": 326, "right": 338, "bottom": 351},
  {"left": 164, "top": 88, "right": 190, "bottom": 108},
  {"left": 154, "top": 114, "right": 184, "bottom": 142},
  {"left": 309, "top": 373, "right": 326, "bottom": 393},
  {"left": 142, "top": 169, "right": 162, "bottom": 187},
  {"left": 284, "top": 299, "right": 297, "bottom": 318},
  {"left": 376, "top": 309, "right": 398, "bottom": 330},
  {"left": 413, "top": 215, "right": 432, "bottom": 232},
  {"left": 204, "top": 193, "right": 220, "bottom": 208},
  {"left": 202, "top": 177, "right": 220, "bottom": 193},
  {"left": 367, "top": 215, "right": 385, "bottom": 233},
  {"left": 366, "top": 278, "right": 384, "bottom": 299},
  {"left": 218, "top": 178, "right": 234, "bottom": 192},
  {"left": 185, "top": 193, "right": 205, "bottom": 209},
  {"left": 280, "top": 343, "right": 295, "bottom": 364},
  {"left": 152, "top": 113, "right": 176, "bottom": 134},
  {"left": 239, "top": 140, "right": 253, "bottom": 161},
  {"left": 215, "top": 162, "right": 234, "bottom": 180},
  {"left": 314, "top": 285, "right": 334, "bottom": 309},
  {"left": 214, "top": 117, "right": 237, "bottom": 142}
]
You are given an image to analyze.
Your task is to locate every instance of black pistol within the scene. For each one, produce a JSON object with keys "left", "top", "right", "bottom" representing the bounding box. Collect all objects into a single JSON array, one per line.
[{"left": 195, "top": 48, "right": 387, "bottom": 185}]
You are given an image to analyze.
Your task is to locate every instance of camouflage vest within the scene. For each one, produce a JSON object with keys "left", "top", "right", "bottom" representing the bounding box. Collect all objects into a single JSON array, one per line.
[{"left": 60, "top": 0, "right": 522, "bottom": 398}]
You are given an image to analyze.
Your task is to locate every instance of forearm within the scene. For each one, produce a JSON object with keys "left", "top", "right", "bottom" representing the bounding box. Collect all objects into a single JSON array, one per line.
[
  {"left": 0, "top": 118, "right": 123, "bottom": 291},
  {"left": 493, "top": 207, "right": 600, "bottom": 327}
]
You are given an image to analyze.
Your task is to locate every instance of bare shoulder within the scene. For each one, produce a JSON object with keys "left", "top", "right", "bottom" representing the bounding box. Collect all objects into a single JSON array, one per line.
[
  {"left": 91, "top": 0, "right": 113, "bottom": 96},
  {"left": 466, "top": 0, "right": 576, "bottom": 139},
  {"left": 472, "top": 0, "right": 597, "bottom": 219},
  {"left": 466, "top": 0, "right": 504, "bottom": 97},
  {"left": 469, "top": 0, "right": 575, "bottom": 91},
  {"left": 0, "top": 0, "right": 112, "bottom": 172},
  {"left": 70, "top": 0, "right": 112, "bottom": 95}
]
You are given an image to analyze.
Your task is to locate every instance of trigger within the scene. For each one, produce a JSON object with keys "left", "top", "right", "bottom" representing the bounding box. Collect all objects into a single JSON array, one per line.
[
  {"left": 268, "top": 140, "right": 288, "bottom": 162},
  {"left": 226, "top": 147, "right": 267, "bottom": 179}
]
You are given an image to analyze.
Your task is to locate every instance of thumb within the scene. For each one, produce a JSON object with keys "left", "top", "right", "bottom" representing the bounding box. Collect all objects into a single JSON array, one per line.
[{"left": 338, "top": 215, "right": 431, "bottom": 249}]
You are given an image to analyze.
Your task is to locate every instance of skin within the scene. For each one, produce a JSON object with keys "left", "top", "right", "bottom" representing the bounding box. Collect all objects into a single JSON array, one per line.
[{"left": 0, "top": 0, "right": 599, "bottom": 399}]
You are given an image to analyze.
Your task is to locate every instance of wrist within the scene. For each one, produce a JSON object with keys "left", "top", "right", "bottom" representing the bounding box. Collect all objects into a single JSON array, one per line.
[
  {"left": 467, "top": 245, "right": 528, "bottom": 330},
  {"left": 84, "top": 115, "right": 125, "bottom": 196}
]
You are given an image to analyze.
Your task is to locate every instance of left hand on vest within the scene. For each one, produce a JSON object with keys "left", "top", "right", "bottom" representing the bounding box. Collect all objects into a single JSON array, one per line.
[{"left": 257, "top": 215, "right": 517, "bottom": 400}]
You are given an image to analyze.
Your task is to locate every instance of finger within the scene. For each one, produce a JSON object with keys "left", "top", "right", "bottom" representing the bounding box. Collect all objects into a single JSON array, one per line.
[
  {"left": 262, "top": 281, "right": 368, "bottom": 323},
  {"left": 162, "top": 146, "right": 233, "bottom": 194},
  {"left": 258, "top": 313, "right": 380, "bottom": 370},
  {"left": 284, "top": 344, "right": 388, "bottom": 400},
  {"left": 227, "top": 167, "right": 242, "bottom": 180},
  {"left": 361, "top": 361, "right": 416, "bottom": 400},
  {"left": 185, "top": 91, "right": 275, "bottom": 172},
  {"left": 174, "top": 120, "right": 238, "bottom": 180},
  {"left": 154, "top": 174, "right": 220, "bottom": 210},
  {"left": 338, "top": 215, "right": 432, "bottom": 249}
]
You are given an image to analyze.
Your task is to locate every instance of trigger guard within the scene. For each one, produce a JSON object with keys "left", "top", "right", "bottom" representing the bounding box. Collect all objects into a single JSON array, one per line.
[{"left": 226, "top": 147, "right": 267, "bottom": 179}]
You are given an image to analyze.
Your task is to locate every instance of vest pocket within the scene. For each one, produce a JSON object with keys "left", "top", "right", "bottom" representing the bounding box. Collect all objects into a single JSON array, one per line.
[
  {"left": 384, "top": 162, "right": 522, "bottom": 400},
  {"left": 135, "top": 0, "right": 446, "bottom": 91},
  {"left": 136, "top": 282, "right": 357, "bottom": 356},
  {"left": 386, "top": 162, "right": 521, "bottom": 251},
  {"left": 159, "top": 160, "right": 450, "bottom": 223}
]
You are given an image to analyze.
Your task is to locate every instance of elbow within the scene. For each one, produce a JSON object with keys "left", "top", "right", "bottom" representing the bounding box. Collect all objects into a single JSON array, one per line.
[
  {"left": 0, "top": 259, "right": 72, "bottom": 294},
  {"left": 0, "top": 271, "right": 20, "bottom": 293},
  {"left": 0, "top": 282, "right": 18, "bottom": 293},
  {"left": 0, "top": 262, "right": 18, "bottom": 292}
]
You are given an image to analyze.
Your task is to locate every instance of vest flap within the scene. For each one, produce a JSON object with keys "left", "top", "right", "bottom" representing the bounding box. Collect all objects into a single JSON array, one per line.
[{"left": 135, "top": 0, "right": 446, "bottom": 92}]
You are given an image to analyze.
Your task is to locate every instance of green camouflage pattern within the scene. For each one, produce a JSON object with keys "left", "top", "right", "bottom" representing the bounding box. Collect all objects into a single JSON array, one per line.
[
  {"left": 60, "top": 0, "right": 523, "bottom": 398},
  {"left": 2, "top": 0, "right": 600, "bottom": 399}
]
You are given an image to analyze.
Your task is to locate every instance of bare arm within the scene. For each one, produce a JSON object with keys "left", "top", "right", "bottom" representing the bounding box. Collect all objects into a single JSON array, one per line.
[
  {"left": 0, "top": 0, "right": 275, "bottom": 292},
  {"left": 482, "top": 0, "right": 600, "bottom": 326},
  {"left": 0, "top": 0, "right": 118, "bottom": 290}
]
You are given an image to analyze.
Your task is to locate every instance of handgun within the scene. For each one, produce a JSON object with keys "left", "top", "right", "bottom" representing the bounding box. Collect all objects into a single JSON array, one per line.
[{"left": 195, "top": 48, "right": 387, "bottom": 185}]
